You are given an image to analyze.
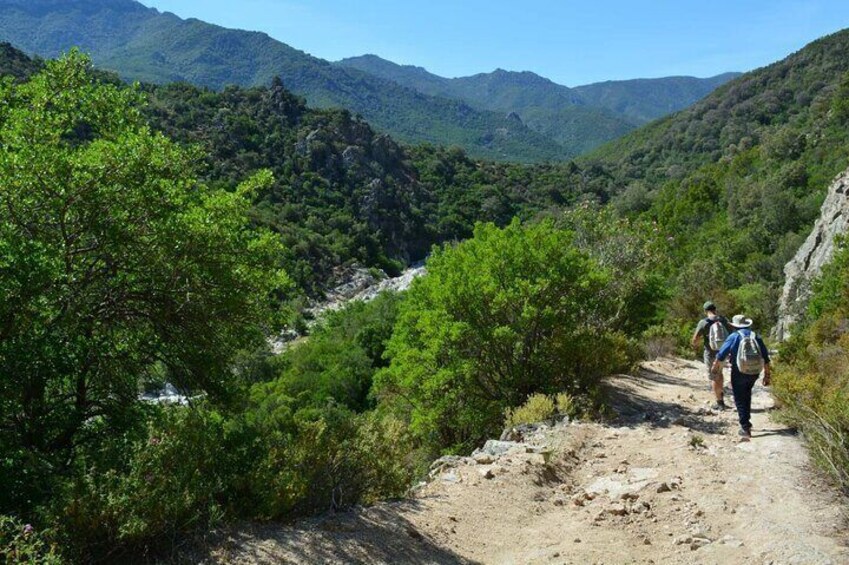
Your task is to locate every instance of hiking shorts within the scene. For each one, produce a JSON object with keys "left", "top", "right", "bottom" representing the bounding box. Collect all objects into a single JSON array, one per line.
[{"left": 703, "top": 349, "right": 722, "bottom": 381}]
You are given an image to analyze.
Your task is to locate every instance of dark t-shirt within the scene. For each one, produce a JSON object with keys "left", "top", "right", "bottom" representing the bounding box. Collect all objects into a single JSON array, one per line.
[{"left": 695, "top": 315, "right": 729, "bottom": 350}]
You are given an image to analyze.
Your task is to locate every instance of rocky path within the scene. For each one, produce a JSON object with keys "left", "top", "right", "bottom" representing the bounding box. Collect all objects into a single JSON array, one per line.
[{"left": 202, "top": 358, "right": 848, "bottom": 564}]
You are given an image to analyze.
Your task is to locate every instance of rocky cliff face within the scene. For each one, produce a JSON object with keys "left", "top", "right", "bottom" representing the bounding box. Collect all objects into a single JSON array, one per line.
[{"left": 775, "top": 167, "right": 849, "bottom": 340}]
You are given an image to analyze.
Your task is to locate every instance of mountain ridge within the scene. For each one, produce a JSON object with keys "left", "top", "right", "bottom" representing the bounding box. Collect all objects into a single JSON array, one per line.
[
  {"left": 0, "top": 0, "right": 736, "bottom": 162},
  {"left": 0, "top": 0, "right": 565, "bottom": 162},
  {"left": 338, "top": 53, "right": 740, "bottom": 151}
]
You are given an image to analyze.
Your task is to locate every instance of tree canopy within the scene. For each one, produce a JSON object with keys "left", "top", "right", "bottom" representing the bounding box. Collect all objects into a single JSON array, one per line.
[{"left": 0, "top": 52, "right": 285, "bottom": 511}]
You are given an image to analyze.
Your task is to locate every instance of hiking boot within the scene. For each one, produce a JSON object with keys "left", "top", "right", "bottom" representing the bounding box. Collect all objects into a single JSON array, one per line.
[
  {"left": 711, "top": 400, "right": 727, "bottom": 411},
  {"left": 738, "top": 428, "right": 752, "bottom": 442}
]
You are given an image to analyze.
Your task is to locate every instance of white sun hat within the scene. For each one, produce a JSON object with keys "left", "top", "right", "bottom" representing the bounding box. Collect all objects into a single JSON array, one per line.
[{"left": 730, "top": 314, "right": 753, "bottom": 328}]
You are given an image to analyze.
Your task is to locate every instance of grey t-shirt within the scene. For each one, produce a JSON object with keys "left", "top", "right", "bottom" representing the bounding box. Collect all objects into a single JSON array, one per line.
[{"left": 695, "top": 315, "right": 729, "bottom": 350}]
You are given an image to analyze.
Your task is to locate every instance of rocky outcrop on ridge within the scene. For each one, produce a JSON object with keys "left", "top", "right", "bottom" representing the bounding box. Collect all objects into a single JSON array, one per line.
[{"left": 775, "top": 167, "right": 849, "bottom": 340}]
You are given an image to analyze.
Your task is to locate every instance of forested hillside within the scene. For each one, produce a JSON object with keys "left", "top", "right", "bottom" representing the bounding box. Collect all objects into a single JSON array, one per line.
[
  {"left": 0, "top": 0, "right": 567, "bottom": 162},
  {"left": 338, "top": 55, "right": 738, "bottom": 153},
  {"left": 576, "top": 28, "right": 849, "bottom": 332},
  {"left": 0, "top": 0, "right": 737, "bottom": 162},
  {"left": 3, "top": 22, "right": 849, "bottom": 563}
]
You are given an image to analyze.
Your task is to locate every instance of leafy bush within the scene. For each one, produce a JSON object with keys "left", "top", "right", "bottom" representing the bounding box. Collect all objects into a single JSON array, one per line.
[
  {"left": 0, "top": 515, "right": 60, "bottom": 564},
  {"left": 504, "top": 394, "right": 556, "bottom": 428},
  {"left": 0, "top": 52, "right": 285, "bottom": 561},
  {"left": 42, "top": 399, "right": 416, "bottom": 561},
  {"left": 0, "top": 50, "right": 285, "bottom": 519},
  {"left": 376, "top": 220, "right": 640, "bottom": 453},
  {"left": 555, "top": 393, "right": 575, "bottom": 417},
  {"left": 262, "top": 293, "right": 402, "bottom": 412},
  {"left": 774, "top": 243, "right": 849, "bottom": 493},
  {"left": 503, "top": 392, "right": 575, "bottom": 428}
]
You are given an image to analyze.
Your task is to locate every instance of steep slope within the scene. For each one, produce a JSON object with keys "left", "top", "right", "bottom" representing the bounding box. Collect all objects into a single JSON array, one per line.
[
  {"left": 338, "top": 55, "right": 738, "bottom": 153},
  {"left": 573, "top": 28, "right": 849, "bottom": 328},
  {"left": 0, "top": 43, "right": 595, "bottom": 297},
  {"left": 0, "top": 41, "right": 42, "bottom": 79},
  {"left": 0, "top": 0, "right": 565, "bottom": 163},
  {"left": 775, "top": 166, "right": 849, "bottom": 340}
]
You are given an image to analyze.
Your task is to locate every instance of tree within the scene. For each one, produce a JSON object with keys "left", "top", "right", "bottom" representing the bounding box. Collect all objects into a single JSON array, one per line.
[
  {"left": 375, "top": 220, "right": 629, "bottom": 452},
  {"left": 0, "top": 52, "right": 286, "bottom": 509}
]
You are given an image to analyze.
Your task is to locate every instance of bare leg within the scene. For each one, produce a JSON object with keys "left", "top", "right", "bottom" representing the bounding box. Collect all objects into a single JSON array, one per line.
[{"left": 712, "top": 370, "right": 724, "bottom": 402}]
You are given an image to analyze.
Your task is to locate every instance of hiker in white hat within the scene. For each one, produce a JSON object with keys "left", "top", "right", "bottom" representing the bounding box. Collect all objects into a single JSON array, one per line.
[{"left": 711, "top": 315, "right": 772, "bottom": 441}]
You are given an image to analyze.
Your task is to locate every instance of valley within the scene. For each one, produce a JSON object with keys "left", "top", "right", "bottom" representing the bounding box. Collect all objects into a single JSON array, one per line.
[{"left": 1, "top": 5, "right": 849, "bottom": 564}]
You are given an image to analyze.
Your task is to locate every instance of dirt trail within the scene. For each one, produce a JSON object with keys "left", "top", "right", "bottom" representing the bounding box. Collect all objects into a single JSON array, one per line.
[{"left": 203, "top": 358, "right": 848, "bottom": 564}]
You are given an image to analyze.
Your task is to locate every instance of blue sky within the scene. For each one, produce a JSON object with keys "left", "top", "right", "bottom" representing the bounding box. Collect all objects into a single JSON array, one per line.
[{"left": 139, "top": 1, "right": 849, "bottom": 86}]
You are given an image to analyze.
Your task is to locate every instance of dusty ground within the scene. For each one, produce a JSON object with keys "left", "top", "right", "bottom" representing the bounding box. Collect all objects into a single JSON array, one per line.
[{"left": 198, "top": 358, "right": 849, "bottom": 564}]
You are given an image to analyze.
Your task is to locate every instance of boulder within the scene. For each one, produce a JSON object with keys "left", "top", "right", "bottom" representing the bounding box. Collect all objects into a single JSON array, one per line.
[{"left": 476, "top": 440, "right": 522, "bottom": 457}]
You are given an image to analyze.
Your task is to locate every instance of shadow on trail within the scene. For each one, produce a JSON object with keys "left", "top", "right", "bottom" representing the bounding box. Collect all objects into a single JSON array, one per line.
[
  {"left": 182, "top": 501, "right": 477, "bottom": 565},
  {"left": 604, "top": 369, "right": 732, "bottom": 437},
  {"left": 753, "top": 428, "right": 798, "bottom": 438}
]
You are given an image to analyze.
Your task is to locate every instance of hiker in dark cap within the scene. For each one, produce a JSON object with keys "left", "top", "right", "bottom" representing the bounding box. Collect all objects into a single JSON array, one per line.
[
  {"left": 691, "top": 301, "right": 730, "bottom": 410},
  {"left": 712, "top": 315, "right": 772, "bottom": 441}
]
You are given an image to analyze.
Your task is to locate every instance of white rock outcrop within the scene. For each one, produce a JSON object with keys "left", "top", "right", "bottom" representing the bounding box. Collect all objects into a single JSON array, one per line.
[{"left": 775, "top": 167, "right": 849, "bottom": 340}]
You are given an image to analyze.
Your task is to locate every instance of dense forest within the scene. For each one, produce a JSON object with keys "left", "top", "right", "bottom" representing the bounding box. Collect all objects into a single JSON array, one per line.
[
  {"left": 339, "top": 54, "right": 739, "bottom": 153},
  {"left": 2, "top": 26, "right": 849, "bottom": 562},
  {"left": 0, "top": 0, "right": 568, "bottom": 163},
  {"left": 0, "top": 0, "right": 736, "bottom": 162}
]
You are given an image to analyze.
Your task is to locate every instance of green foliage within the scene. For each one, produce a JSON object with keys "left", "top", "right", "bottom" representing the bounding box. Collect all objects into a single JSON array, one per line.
[
  {"left": 254, "top": 293, "right": 402, "bottom": 413},
  {"left": 555, "top": 393, "right": 575, "bottom": 416},
  {"left": 376, "top": 220, "right": 637, "bottom": 452},
  {"left": 0, "top": 51, "right": 285, "bottom": 558},
  {"left": 144, "top": 81, "right": 428, "bottom": 295},
  {"left": 505, "top": 394, "right": 556, "bottom": 428},
  {"left": 0, "top": 515, "right": 60, "bottom": 564},
  {"left": 559, "top": 205, "right": 669, "bottom": 334},
  {"left": 0, "top": 1, "right": 566, "bottom": 163},
  {"left": 141, "top": 76, "right": 618, "bottom": 297},
  {"left": 579, "top": 30, "right": 849, "bottom": 331},
  {"left": 774, "top": 242, "right": 849, "bottom": 493},
  {"left": 45, "top": 401, "right": 415, "bottom": 561}
]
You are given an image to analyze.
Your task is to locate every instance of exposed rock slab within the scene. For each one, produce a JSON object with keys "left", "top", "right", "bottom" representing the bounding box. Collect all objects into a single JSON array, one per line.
[{"left": 775, "top": 167, "right": 849, "bottom": 340}]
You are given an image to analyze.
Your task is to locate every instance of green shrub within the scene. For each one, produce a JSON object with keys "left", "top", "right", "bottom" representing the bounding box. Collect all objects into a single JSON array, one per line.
[
  {"left": 45, "top": 399, "right": 417, "bottom": 561},
  {"left": 376, "top": 220, "right": 638, "bottom": 453},
  {"left": 0, "top": 515, "right": 61, "bottom": 564},
  {"left": 504, "top": 394, "right": 556, "bottom": 428},
  {"left": 774, "top": 242, "right": 849, "bottom": 494},
  {"left": 0, "top": 51, "right": 285, "bottom": 525},
  {"left": 555, "top": 393, "right": 575, "bottom": 417}
]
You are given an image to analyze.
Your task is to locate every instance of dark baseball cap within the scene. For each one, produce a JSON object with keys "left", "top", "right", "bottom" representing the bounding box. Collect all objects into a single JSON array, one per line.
[{"left": 703, "top": 301, "right": 716, "bottom": 311}]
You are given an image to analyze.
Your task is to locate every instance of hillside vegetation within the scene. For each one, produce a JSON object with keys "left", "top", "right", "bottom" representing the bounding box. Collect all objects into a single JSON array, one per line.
[
  {"left": 339, "top": 55, "right": 738, "bottom": 153},
  {"left": 3, "top": 23, "right": 849, "bottom": 563},
  {"left": 0, "top": 0, "right": 735, "bottom": 162},
  {"left": 579, "top": 29, "right": 849, "bottom": 334},
  {"left": 0, "top": 0, "right": 565, "bottom": 162}
]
